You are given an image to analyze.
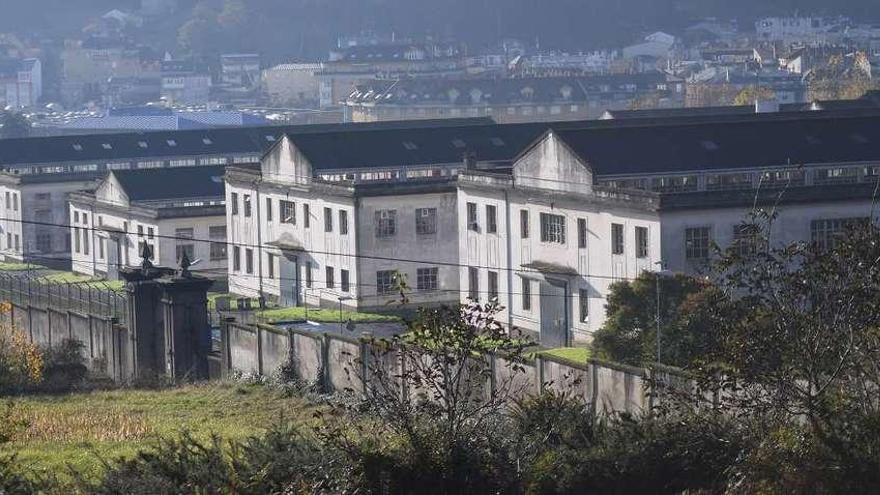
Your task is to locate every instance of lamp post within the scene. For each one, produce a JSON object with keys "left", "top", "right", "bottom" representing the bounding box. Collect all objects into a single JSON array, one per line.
[
  {"left": 337, "top": 295, "right": 353, "bottom": 332},
  {"left": 654, "top": 261, "right": 673, "bottom": 364}
]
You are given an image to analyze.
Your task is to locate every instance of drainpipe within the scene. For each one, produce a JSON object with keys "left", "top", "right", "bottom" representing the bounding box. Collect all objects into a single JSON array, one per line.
[
  {"left": 353, "top": 195, "right": 361, "bottom": 311},
  {"left": 90, "top": 204, "right": 97, "bottom": 277},
  {"left": 254, "top": 179, "right": 264, "bottom": 301},
  {"left": 503, "top": 189, "right": 513, "bottom": 333}
]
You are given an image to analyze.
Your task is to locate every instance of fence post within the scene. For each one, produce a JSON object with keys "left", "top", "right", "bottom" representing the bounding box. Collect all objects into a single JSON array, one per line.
[
  {"left": 255, "top": 325, "right": 264, "bottom": 376},
  {"left": 536, "top": 354, "right": 545, "bottom": 395},
  {"left": 590, "top": 361, "right": 600, "bottom": 416},
  {"left": 320, "top": 333, "right": 331, "bottom": 392},
  {"left": 359, "top": 332, "right": 372, "bottom": 396}
]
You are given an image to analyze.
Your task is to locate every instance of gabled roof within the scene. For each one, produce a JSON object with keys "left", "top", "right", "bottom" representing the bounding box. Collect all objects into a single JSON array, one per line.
[
  {"left": 110, "top": 165, "right": 230, "bottom": 201},
  {"left": 283, "top": 123, "right": 550, "bottom": 170},
  {"left": 0, "top": 118, "right": 494, "bottom": 166},
  {"left": 554, "top": 112, "right": 880, "bottom": 175}
]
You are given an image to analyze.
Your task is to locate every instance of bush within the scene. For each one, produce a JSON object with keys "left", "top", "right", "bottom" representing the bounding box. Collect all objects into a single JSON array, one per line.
[
  {"left": 0, "top": 321, "right": 43, "bottom": 394},
  {"left": 38, "top": 339, "right": 89, "bottom": 393}
]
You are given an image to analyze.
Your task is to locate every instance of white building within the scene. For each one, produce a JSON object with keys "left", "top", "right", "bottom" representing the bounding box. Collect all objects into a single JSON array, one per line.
[
  {"left": 756, "top": 16, "right": 846, "bottom": 44},
  {"left": 225, "top": 127, "right": 660, "bottom": 345},
  {"left": 0, "top": 58, "right": 42, "bottom": 108},
  {"left": 68, "top": 166, "right": 231, "bottom": 280}
]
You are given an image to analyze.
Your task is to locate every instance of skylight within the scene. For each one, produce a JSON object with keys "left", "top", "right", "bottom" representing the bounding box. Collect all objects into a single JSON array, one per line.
[
  {"left": 451, "top": 139, "right": 466, "bottom": 149},
  {"left": 265, "top": 135, "right": 276, "bottom": 142},
  {"left": 138, "top": 141, "right": 148, "bottom": 148},
  {"left": 203, "top": 138, "right": 213, "bottom": 145},
  {"left": 167, "top": 139, "right": 177, "bottom": 147},
  {"left": 490, "top": 137, "right": 505, "bottom": 147},
  {"left": 402, "top": 141, "right": 418, "bottom": 150},
  {"left": 700, "top": 140, "right": 719, "bottom": 151},
  {"left": 102, "top": 143, "right": 112, "bottom": 150},
  {"left": 72, "top": 144, "right": 83, "bottom": 151}
]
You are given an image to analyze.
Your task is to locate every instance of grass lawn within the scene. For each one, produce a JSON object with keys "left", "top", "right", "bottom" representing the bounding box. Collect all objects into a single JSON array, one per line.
[
  {"left": 541, "top": 346, "right": 592, "bottom": 365},
  {"left": 207, "top": 292, "right": 265, "bottom": 311},
  {"left": 0, "top": 262, "right": 41, "bottom": 272},
  {"left": 1, "top": 383, "right": 323, "bottom": 483},
  {"left": 259, "top": 306, "right": 400, "bottom": 324}
]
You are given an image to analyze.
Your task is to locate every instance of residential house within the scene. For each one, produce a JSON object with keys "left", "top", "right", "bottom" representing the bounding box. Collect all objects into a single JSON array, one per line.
[
  {"left": 0, "top": 58, "right": 41, "bottom": 108},
  {"left": 161, "top": 59, "right": 212, "bottom": 105}
]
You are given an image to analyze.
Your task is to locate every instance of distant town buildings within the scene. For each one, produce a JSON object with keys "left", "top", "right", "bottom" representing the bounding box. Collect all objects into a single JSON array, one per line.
[{"left": 0, "top": 58, "right": 41, "bottom": 108}]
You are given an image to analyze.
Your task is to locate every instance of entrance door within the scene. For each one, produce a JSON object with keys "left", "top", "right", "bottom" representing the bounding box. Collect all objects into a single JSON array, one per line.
[
  {"left": 106, "top": 236, "right": 120, "bottom": 280},
  {"left": 539, "top": 279, "right": 569, "bottom": 348},
  {"left": 279, "top": 255, "right": 299, "bottom": 307}
]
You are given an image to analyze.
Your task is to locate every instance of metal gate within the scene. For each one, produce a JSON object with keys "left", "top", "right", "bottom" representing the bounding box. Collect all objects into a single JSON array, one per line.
[
  {"left": 279, "top": 256, "right": 299, "bottom": 307},
  {"left": 539, "top": 278, "right": 569, "bottom": 348}
]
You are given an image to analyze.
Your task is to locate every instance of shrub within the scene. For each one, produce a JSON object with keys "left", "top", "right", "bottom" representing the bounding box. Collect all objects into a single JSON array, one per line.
[
  {"left": 0, "top": 320, "right": 43, "bottom": 394},
  {"left": 39, "top": 339, "right": 89, "bottom": 393}
]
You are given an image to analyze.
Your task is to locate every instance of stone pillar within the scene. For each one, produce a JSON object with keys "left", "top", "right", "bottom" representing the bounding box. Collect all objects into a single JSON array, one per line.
[
  {"left": 121, "top": 268, "right": 166, "bottom": 382},
  {"left": 157, "top": 275, "right": 214, "bottom": 381}
]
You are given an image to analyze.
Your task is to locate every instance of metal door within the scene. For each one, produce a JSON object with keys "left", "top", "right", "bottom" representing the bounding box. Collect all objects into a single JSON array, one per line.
[
  {"left": 279, "top": 256, "right": 299, "bottom": 307},
  {"left": 539, "top": 279, "right": 569, "bottom": 348}
]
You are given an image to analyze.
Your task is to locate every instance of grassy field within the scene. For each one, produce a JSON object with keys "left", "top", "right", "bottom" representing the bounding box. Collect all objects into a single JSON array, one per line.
[
  {"left": 259, "top": 306, "right": 400, "bottom": 323},
  {"left": 541, "top": 346, "right": 592, "bottom": 365},
  {"left": 1, "top": 383, "right": 322, "bottom": 482}
]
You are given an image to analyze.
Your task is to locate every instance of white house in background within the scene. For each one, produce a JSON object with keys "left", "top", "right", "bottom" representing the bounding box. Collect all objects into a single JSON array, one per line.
[
  {"left": 0, "top": 173, "right": 97, "bottom": 267},
  {"left": 68, "top": 166, "right": 232, "bottom": 280},
  {"left": 225, "top": 127, "right": 660, "bottom": 346},
  {"left": 0, "top": 58, "right": 42, "bottom": 108},
  {"left": 622, "top": 32, "right": 676, "bottom": 60}
]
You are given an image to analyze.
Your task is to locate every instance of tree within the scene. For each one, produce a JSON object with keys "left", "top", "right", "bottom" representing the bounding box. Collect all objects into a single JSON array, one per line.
[
  {"left": 592, "top": 272, "right": 717, "bottom": 367},
  {"left": 733, "top": 86, "right": 776, "bottom": 106},
  {"left": 0, "top": 112, "right": 30, "bottom": 139}
]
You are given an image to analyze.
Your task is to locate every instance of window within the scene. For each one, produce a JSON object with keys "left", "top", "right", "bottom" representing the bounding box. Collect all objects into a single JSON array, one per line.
[
  {"left": 417, "top": 267, "right": 438, "bottom": 291},
  {"left": 14, "top": 235, "right": 20, "bottom": 251},
  {"left": 245, "top": 249, "right": 254, "bottom": 274},
  {"left": 468, "top": 267, "right": 479, "bottom": 300},
  {"left": 6, "top": 233, "right": 11, "bottom": 251},
  {"left": 522, "top": 278, "right": 531, "bottom": 310},
  {"left": 341, "top": 269, "right": 350, "bottom": 292},
  {"left": 82, "top": 228, "right": 89, "bottom": 255},
  {"left": 4, "top": 192, "right": 9, "bottom": 209},
  {"left": 540, "top": 213, "right": 566, "bottom": 244},
  {"left": 732, "top": 223, "right": 760, "bottom": 257},
  {"left": 280, "top": 200, "right": 296, "bottom": 224},
  {"left": 578, "top": 218, "right": 587, "bottom": 249},
  {"left": 148, "top": 227, "right": 154, "bottom": 239},
  {"left": 176, "top": 243, "right": 194, "bottom": 263},
  {"left": 35, "top": 192, "right": 50, "bottom": 201},
  {"left": 375, "top": 210, "right": 397, "bottom": 238},
  {"left": 231, "top": 192, "right": 239, "bottom": 215},
  {"left": 579, "top": 289, "right": 589, "bottom": 323},
  {"left": 377, "top": 270, "right": 396, "bottom": 294},
  {"left": 520, "top": 210, "right": 529, "bottom": 238},
  {"left": 339, "top": 210, "right": 349, "bottom": 235},
  {"left": 138, "top": 225, "right": 144, "bottom": 238},
  {"left": 488, "top": 271, "right": 499, "bottom": 300},
  {"left": 650, "top": 176, "right": 698, "bottom": 193},
  {"left": 74, "top": 227, "right": 81, "bottom": 253},
  {"left": 685, "top": 227, "right": 712, "bottom": 260},
  {"left": 265, "top": 197, "right": 273, "bottom": 222},
  {"left": 486, "top": 205, "right": 498, "bottom": 233},
  {"left": 635, "top": 226, "right": 649, "bottom": 258},
  {"left": 233, "top": 246, "right": 241, "bottom": 271},
  {"left": 36, "top": 233, "right": 51, "bottom": 253},
  {"left": 324, "top": 207, "right": 333, "bottom": 232},
  {"left": 98, "top": 238, "right": 104, "bottom": 259},
  {"left": 325, "top": 266, "right": 335, "bottom": 288},
  {"left": 303, "top": 204, "right": 310, "bottom": 228},
  {"left": 415, "top": 208, "right": 437, "bottom": 235},
  {"left": 243, "top": 195, "right": 252, "bottom": 217},
  {"left": 467, "top": 202, "right": 478, "bottom": 231},
  {"left": 12, "top": 193, "right": 17, "bottom": 212},
  {"left": 612, "top": 223, "right": 624, "bottom": 255},
  {"left": 811, "top": 218, "right": 869, "bottom": 251},
  {"left": 210, "top": 226, "right": 227, "bottom": 260},
  {"left": 306, "top": 262, "right": 313, "bottom": 288},
  {"left": 814, "top": 167, "right": 859, "bottom": 185}
]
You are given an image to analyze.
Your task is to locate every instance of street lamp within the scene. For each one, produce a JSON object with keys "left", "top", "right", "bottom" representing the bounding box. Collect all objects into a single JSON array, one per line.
[
  {"left": 337, "top": 296, "right": 353, "bottom": 332},
  {"left": 654, "top": 261, "right": 674, "bottom": 365}
]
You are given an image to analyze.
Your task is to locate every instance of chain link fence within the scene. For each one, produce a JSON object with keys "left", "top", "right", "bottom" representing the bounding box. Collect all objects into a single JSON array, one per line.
[{"left": 0, "top": 272, "right": 128, "bottom": 325}]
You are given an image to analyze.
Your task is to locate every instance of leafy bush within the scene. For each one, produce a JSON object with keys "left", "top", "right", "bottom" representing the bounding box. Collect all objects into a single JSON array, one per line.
[
  {"left": 0, "top": 320, "right": 44, "bottom": 394},
  {"left": 38, "top": 339, "right": 89, "bottom": 393}
]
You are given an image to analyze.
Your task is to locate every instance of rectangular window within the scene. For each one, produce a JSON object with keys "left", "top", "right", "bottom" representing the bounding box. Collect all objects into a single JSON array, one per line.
[
  {"left": 280, "top": 200, "right": 296, "bottom": 224},
  {"left": 138, "top": 225, "right": 144, "bottom": 238},
  {"left": 138, "top": 241, "right": 155, "bottom": 261},
  {"left": 486, "top": 205, "right": 498, "bottom": 233},
  {"left": 98, "top": 238, "right": 104, "bottom": 259},
  {"left": 231, "top": 192, "right": 239, "bottom": 215},
  {"left": 175, "top": 244, "right": 194, "bottom": 263},
  {"left": 148, "top": 227, "right": 154, "bottom": 240},
  {"left": 36, "top": 233, "right": 52, "bottom": 253},
  {"left": 685, "top": 227, "right": 712, "bottom": 260},
  {"left": 74, "top": 228, "right": 81, "bottom": 253},
  {"left": 376, "top": 270, "right": 396, "bottom": 294},
  {"left": 375, "top": 209, "right": 397, "bottom": 238},
  {"left": 265, "top": 197, "right": 273, "bottom": 222},
  {"left": 209, "top": 226, "right": 227, "bottom": 260},
  {"left": 467, "top": 202, "right": 478, "bottom": 231},
  {"left": 245, "top": 248, "right": 254, "bottom": 274},
  {"left": 416, "top": 267, "right": 438, "bottom": 291},
  {"left": 339, "top": 210, "right": 349, "bottom": 235},
  {"left": 733, "top": 223, "right": 760, "bottom": 257},
  {"left": 636, "top": 226, "right": 649, "bottom": 258},
  {"left": 325, "top": 266, "right": 335, "bottom": 288},
  {"left": 415, "top": 208, "right": 437, "bottom": 235},
  {"left": 468, "top": 267, "right": 479, "bottom": 300},
  {"left": 522, "top": 278, "right": 531, "bottom": 310},
  {"left": 578, "top": 218, "right": 587, "bottom": 249},
  {"left": 243, "top": 194, "right": 252, "bottom": 217},
  {"left": 540, "top": 213, "right": 566, "bottom": 244},
  {"left": 4, "top": 192, "right": 9, "bottom": 209},
  {"left": 82, "top": 228, "right": 89, "bottom": 255},
  {"left": 233, "top": 246, "right": 241, "bottom": 271},
  {"left": 488, "top": 271, "right": 499, "bottom": 300},
  {"left": 520, "top": 210, "right": 529, "bottom": 238},
  {"left": 267, "top": 253, "right": 276, "bottom": 279},
  {"left": 612, "top": 223, "right": 624, "bottom": 255},
  {"left": 12, "top": 193, "right": 17, "bottom": 212},
  {"left": 810, "top": 218, "right": 869, "bottom": 251},
  {"left": 303, "top": 204, "right": 310, "bottom": 228},
  {"left": 323, "top": 207, "right": 333, "bottom": 232},
  {"left": 341, "top": 269, "right": 350, "bottom": 292},
  {"left": 579, "top": 289, "right": 589, "bottom": 323},
  {"left": 306, "top": 262, "right": 313, "bottom": 288}
]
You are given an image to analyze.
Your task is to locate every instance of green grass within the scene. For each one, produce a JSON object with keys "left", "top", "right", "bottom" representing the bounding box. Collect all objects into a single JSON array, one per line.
[
  {"left": 259, "top": 306, "right": 400, "bottom": 324},
  {"left": 1, "top": 383, "right": 323, "bottom": 482},
  {"left": 0, "top": 262, "right": 41, "bottom": 272},
  {"left": 207, "top": 292, "right": 265, "bottom": 311},
  {"left": 541, "top": 346, "right": 592, "bottom": 365}
]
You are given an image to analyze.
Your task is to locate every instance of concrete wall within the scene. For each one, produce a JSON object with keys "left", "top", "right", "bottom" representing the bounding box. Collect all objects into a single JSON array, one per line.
[
  {"left": 2, "top": 302, "right": 130, "bottom": 382},
  {"left": 220, "top": 319, "right": 682, "bottom": 415}
]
